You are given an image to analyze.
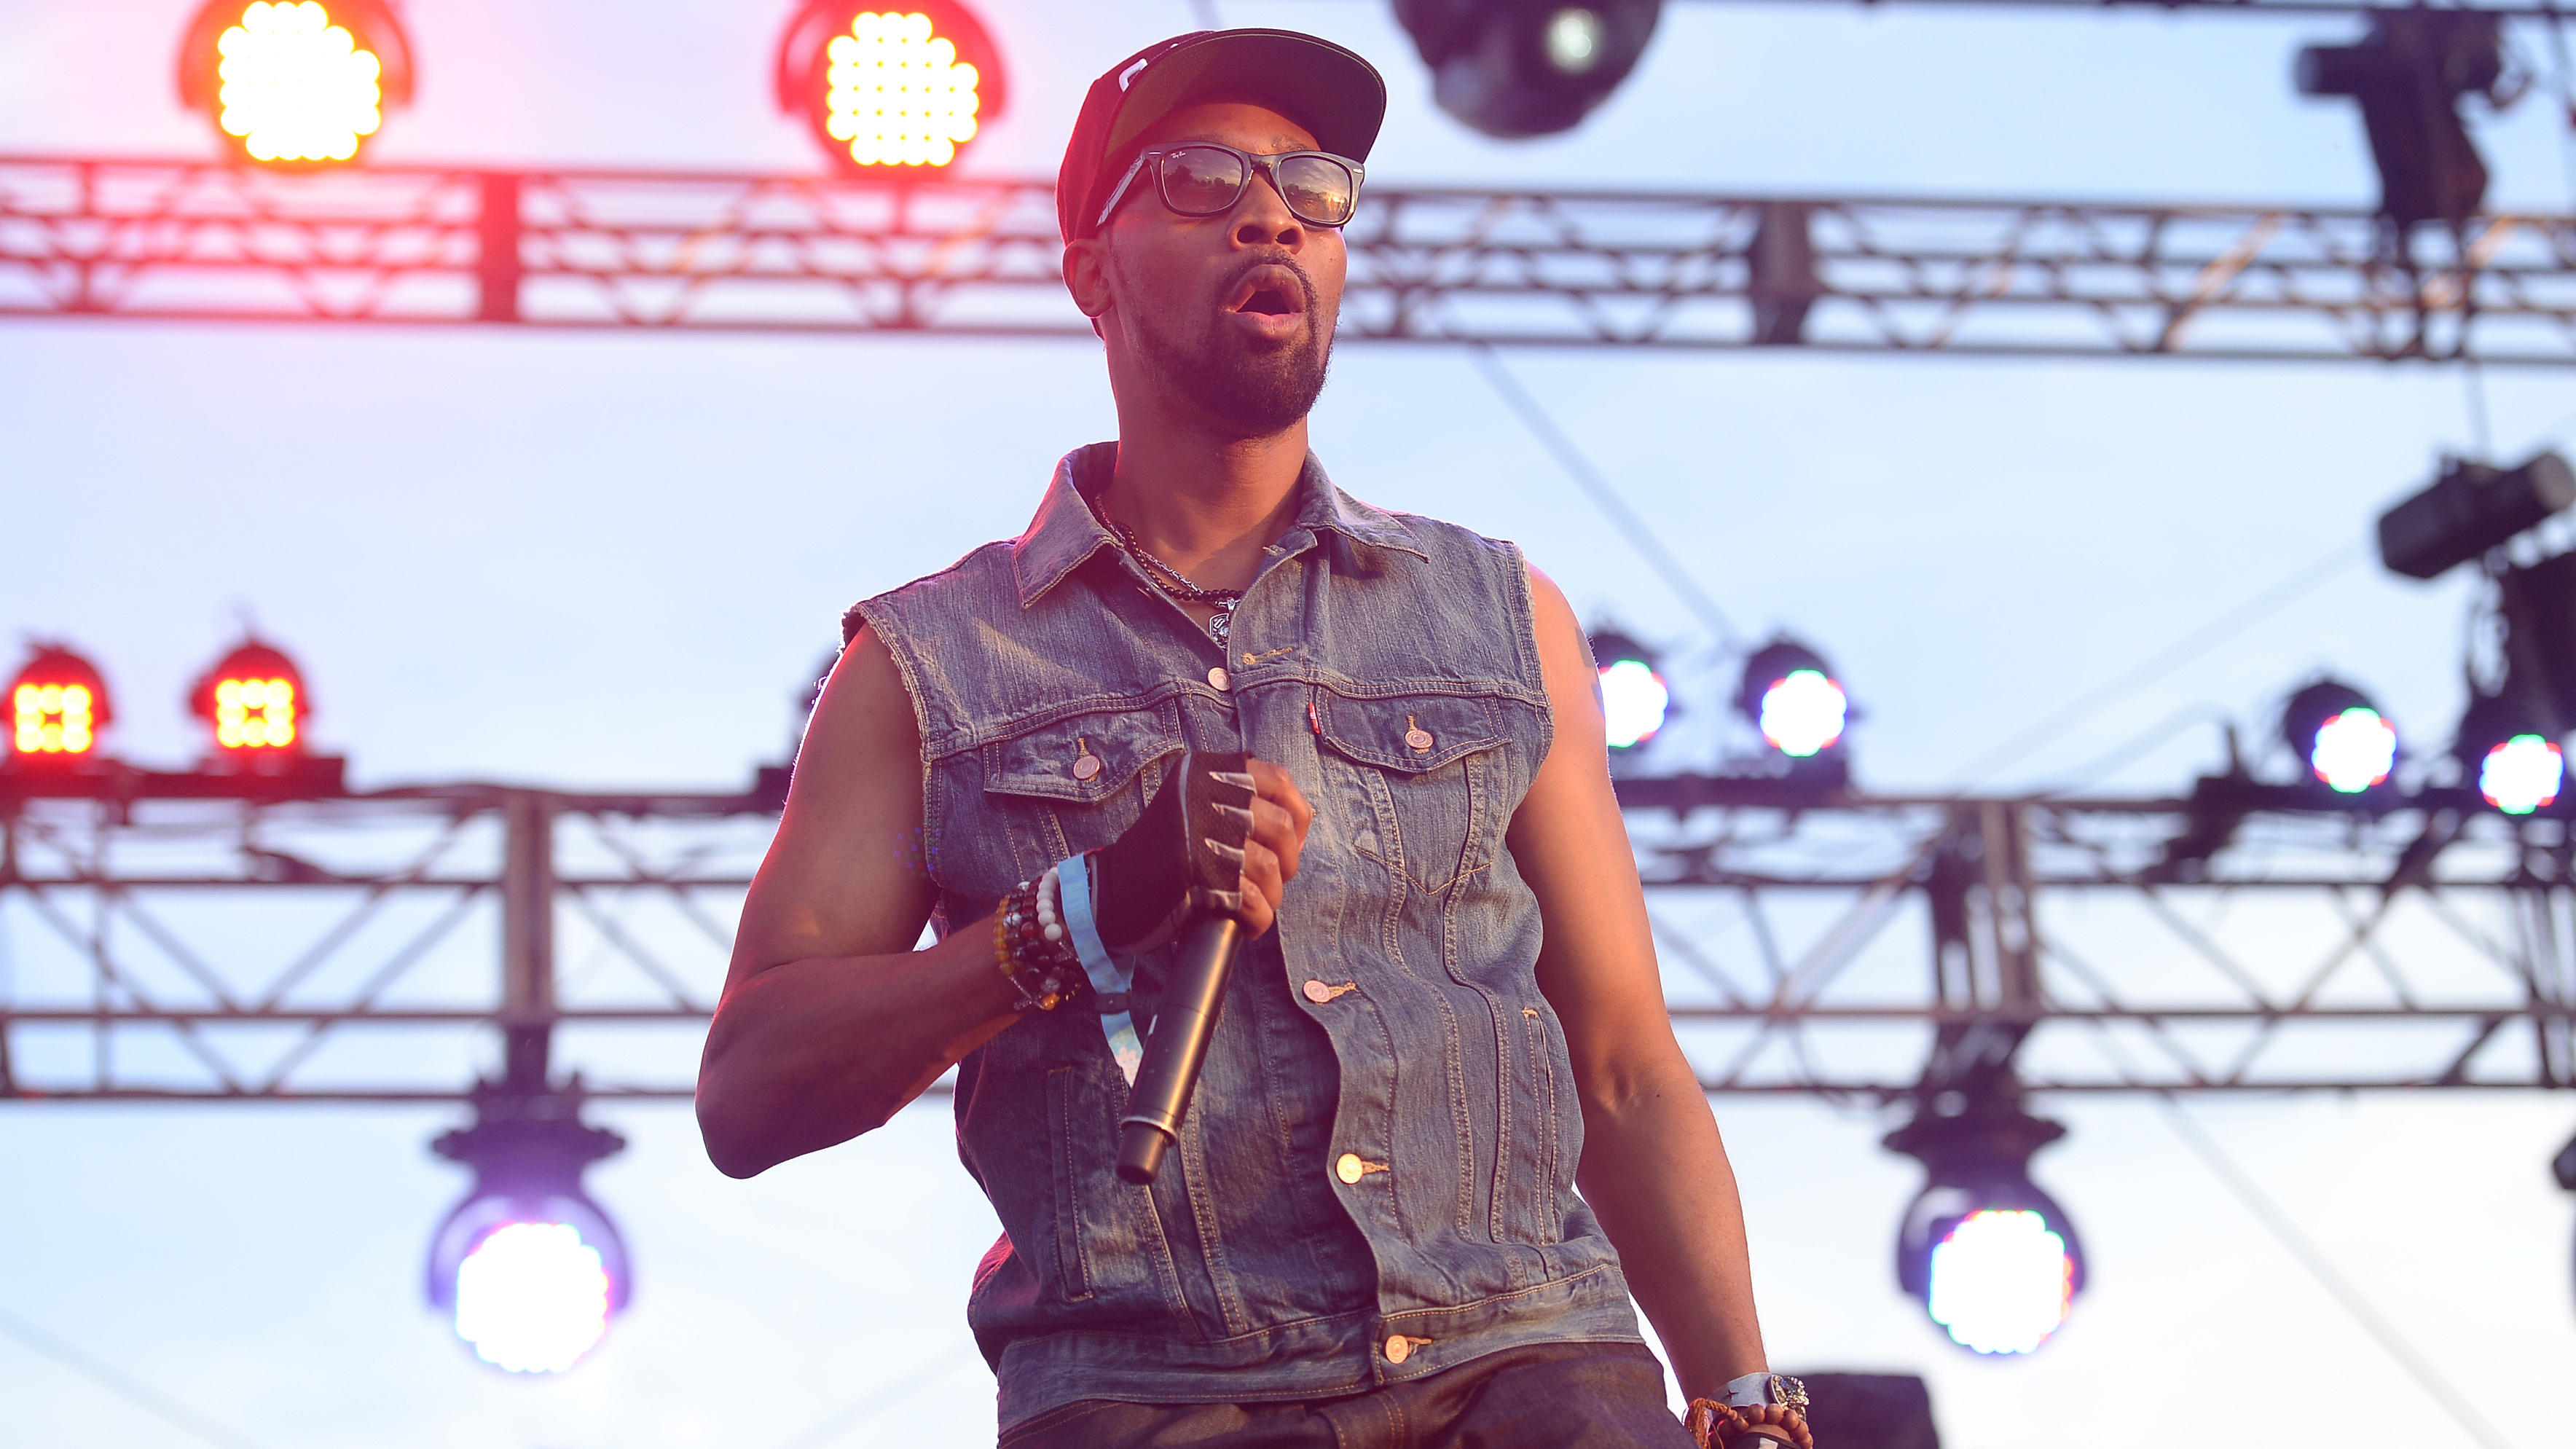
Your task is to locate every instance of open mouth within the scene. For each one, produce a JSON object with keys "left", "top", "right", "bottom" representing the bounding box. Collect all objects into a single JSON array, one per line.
[{"left": 1227, "top": 264, "right": 1306, "bottom": 319}]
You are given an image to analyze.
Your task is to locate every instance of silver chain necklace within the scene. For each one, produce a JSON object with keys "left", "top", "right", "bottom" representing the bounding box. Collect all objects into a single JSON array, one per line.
[{"left": 1110, "top": 521, "right": 1242, "bottom": 648}]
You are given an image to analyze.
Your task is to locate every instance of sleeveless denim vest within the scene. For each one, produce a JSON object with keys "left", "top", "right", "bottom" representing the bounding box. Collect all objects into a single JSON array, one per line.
[{"left": 851, "top": 444, "right": 1641, "bottom": 1428}]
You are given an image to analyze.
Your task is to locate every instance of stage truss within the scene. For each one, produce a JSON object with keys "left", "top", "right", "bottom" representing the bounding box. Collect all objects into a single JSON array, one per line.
[
  {"left": 3, "top": 157, "right": 2572, "bottom": 362},
  {"left": 2, "top": 775, "right": 2569, "bottom": 1104}
]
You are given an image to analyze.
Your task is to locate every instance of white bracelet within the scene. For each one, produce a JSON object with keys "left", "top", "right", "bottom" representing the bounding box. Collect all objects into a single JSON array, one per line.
[{"left": 1035, "top": 865, "right": 1066, "bottom": 943}]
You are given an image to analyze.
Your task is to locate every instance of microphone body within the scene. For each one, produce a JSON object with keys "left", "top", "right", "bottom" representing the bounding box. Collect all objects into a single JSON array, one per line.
[{"left": 1115, "top": 914, "right": 1241, "bottom": 1185}]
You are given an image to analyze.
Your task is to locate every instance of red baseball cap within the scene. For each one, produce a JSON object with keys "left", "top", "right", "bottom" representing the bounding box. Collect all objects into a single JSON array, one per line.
[{"left": 1057, "top": 28, "right": 1387, "bottom": 245}]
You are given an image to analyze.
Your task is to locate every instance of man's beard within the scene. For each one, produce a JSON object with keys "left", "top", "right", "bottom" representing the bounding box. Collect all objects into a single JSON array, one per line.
[{"left": 1122, "top": 255, "right": 1333, "bottom": 439}]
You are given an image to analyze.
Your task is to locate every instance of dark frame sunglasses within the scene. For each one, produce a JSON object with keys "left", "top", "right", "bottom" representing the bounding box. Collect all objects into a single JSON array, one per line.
[{"left": 1093, "top": 143, "right": 1367, "bottom": 232}]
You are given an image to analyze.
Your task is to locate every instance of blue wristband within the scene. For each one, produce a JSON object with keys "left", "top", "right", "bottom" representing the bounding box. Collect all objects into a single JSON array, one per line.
[{"left": 1056, "top": 854, "right": 1143, "bottom": 1084}]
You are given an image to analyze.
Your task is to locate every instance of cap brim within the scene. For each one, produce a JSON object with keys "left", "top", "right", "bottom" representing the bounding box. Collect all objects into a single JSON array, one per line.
[{"left": 1102, "top": 29, "right": 1387, "bottom": 164}]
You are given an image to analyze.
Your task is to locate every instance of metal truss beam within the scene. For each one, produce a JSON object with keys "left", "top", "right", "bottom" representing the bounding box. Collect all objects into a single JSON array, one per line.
[
  {"left": 0, "top": 782, "right": 765, "bottom": 1104},
  {"left": 4, "top": 157, "right": 2571, "bottom": 363},
  {"left": 4, "top": 771, "right": 2572, "bottom": 1103},
  {"left": 1623, "top": 776, "right": 2576, "bottom": 1099}
]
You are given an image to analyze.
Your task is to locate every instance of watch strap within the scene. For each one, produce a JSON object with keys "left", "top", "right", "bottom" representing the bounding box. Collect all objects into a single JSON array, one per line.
[{"left": 1719, "top": 1372, "right": 1810, "bottom": 1410}]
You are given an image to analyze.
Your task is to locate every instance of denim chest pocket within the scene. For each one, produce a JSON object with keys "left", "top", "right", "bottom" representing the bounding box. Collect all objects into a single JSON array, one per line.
[
  {"left": 1315, "top": 689, "right": 1527, "bottom": 895},
  {"left": 973, "top": 704, "right": 1186, "bottom": 879}
]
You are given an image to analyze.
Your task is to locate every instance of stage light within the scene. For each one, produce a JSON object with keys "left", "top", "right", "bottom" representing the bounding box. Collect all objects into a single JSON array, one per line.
[
  {"left": 1924, "top": 1209, "right": 2077, "bottom": 1355},
  {"left": 2377, "top": 450, "right": 2575, "bottom": 581},
  {"left": 2278, "top": 680, "right": 2397, "bottom": 794},
  {"left": 1886, "top": 1094, "right": 2086, "bottom": 1356},
  {"left": 189, "top": 640, "right": 309, "bottom": 763},
  {"left": 774, "top": 1, "right": 1007, "bottom": 173},
  {"left": 2495, "top": 553, "right": 2576, "bottom": 731},
  {"left": 1392, "top": 0, "right": 1664, "bottom": 139},
  {"left": 1588, "top": 629, "right": 1668, "bottom": 751},
  {"left": 2454, "top": 691, "right": 2566, "bottom": 815},
  {"left": 2480, "top": 734, "right": 2563, "bottom": 815},
  {"left": 2556, "top": 1129, "right": 2576, "bottom": 1321},
  {"left": 428, "top": 1106, "right": 630, "bottom": 1375},
  {"left": 1737, "top": 640, "right": 1848, "bottom": 760},
  {"left": 455, "top": 1223, "right": 611, "bottom": 1373},
  {"left": 7, "top": 645, "right": 113, "bottom": 764},
  {"left": 176, "top": 0, "right": 414, "bottom": 166},
  {"left": 2296, "top": 12, "right": 2504, "bottom": 225},
  {"left": 1545, "top": 8, "right": 1605, "bottom": 71}
]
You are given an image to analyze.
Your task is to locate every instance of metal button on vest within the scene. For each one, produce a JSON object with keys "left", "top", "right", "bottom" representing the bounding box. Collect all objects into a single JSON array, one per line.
[
  {"left": 1072, "top": 753, "right": 1102, "bottom": 782},
  {"left": 1335, "top": 1152, "right": 1365, "bottom": 1185},
  {"left": 1303, "top": 979, "right": 1334, "bottom": 1004},
  {"left": 1383, "top": 1334, "right": 1413, "bottom": 1364},
  {"left": 1208, "top": 667, "right": 1230, "bottom": 692}
]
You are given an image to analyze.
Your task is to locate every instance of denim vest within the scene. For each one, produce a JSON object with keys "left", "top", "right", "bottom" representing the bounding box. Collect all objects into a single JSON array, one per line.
[{"left": 851, "top": 444, "right": 1640, "bottom": 1427}]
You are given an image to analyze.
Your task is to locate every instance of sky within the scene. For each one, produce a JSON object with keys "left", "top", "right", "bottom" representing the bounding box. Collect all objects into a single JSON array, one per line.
[{"left": 4, "top": 0, "right": 2576, "bottom": 1445}]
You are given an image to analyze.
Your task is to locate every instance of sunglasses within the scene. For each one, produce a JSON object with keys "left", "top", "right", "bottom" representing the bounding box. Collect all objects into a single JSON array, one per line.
[{"left": 1093, "top": 144, "right": 1366, "bottom": 232}]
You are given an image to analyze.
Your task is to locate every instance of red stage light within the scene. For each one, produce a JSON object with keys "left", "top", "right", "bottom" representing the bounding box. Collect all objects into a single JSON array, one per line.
[
  {"left": 176, "top": 0, "right": 415, "bottom": 166},
  {"left": 775, "top": 1, "right": 1008, "bottom": 173},
  {"left": 9, "top": 645, "right": 114, "bottom": 763},
  {"left": 191, "top": 640, "right": 310, "bottom": 761}
]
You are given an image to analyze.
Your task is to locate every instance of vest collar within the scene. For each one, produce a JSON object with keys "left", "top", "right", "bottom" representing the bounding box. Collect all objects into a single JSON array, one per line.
[{"left": 1010, "top": 443, "right": 1428, "bottom": 608}]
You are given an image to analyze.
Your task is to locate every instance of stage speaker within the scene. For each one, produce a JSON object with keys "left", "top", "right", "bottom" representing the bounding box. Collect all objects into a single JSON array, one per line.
[{"left": 1783, "top": 1373, "right": 1939, "bottom": 1449}]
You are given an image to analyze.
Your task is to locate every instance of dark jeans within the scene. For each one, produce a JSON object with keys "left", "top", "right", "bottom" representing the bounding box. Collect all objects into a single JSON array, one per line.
[{"left": 996, "top": 1342, "right": 1701, "bottom": 1448}]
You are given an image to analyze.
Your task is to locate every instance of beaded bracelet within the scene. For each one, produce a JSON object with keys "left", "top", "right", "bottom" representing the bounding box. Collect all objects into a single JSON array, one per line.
[
  {"left": 1683, "top": 1401, "right": 1813, "bottom": 1449},
  {"left": 994, "top": 866, "right": 1086, "bottom": 1012}
]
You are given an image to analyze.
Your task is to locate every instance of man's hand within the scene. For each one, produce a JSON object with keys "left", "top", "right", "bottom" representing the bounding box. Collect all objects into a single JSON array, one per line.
[
  {"left": 1235, "top": 758, "right": 1312, "bottom": 938},
  {"left": 1089, "top": 753, "right": 1312, "bottom": 949}
]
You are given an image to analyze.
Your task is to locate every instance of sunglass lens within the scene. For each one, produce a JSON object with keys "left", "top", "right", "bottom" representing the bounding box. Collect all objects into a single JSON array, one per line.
[
  {"left": 1277, "top": 155, "right": 1357, "bottom": 226},
  {"left": 1159, "top": 146, "right": 1249, "bottom": 215}
]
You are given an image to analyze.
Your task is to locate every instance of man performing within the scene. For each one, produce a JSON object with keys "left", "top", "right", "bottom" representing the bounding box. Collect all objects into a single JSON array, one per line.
[{"left": 697, "top": 29, "right": 1807, "bottom": 1448}]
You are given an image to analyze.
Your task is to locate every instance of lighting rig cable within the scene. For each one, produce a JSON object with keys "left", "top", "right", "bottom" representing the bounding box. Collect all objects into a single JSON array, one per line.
[
  {"left": 1469, "top": 344, "right": 1749, "bottom": 652},
  {"left": 1950, "top": 538, "right": 2367, "bottom": 790},
  {"left": 0, "top": 1302, "right": 278, "bottom": 1449},
  {"left": 2467, "top": 358, "right": 2497, "bottom": 463},
  {"left": 2033, "top": 700, "right": 2234, "bottom": 797},
  {"left": 2151, "top": 1097, "right": 2521, "bottom": 1449},
  {"left": 2073, "top": 1021, "right": 2524, "bottom": 1448}
]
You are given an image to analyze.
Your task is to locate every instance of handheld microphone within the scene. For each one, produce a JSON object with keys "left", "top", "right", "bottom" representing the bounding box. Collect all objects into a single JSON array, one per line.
[
  {"left": 1115, "top": 914, "right": 1239, "bottom": 1184},
  {"left": 1102, "top": 752, "right": 1257, "bottom": 1186}
]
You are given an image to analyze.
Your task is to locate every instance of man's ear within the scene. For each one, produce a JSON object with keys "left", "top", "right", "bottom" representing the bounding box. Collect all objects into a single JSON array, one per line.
[{"left": 1064, "top": 238, "right": 1113, "bottom": 324}]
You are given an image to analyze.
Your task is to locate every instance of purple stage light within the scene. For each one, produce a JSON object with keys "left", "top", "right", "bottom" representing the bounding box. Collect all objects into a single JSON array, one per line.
[{"left": 427, "top": 1107, "right": 629, "bottom": 1374}]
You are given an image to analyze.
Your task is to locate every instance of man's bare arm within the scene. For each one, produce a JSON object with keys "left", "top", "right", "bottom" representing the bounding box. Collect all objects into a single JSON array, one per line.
[
  {"left": 1509, "top": 568, "right": 1770, "bottom": 1402},
  {"left": 695, "top": 627, "right": 1020, "bottom": 1179},
  {"left": 697, "top": 624, "right": 1313, "bottom": 1180}
]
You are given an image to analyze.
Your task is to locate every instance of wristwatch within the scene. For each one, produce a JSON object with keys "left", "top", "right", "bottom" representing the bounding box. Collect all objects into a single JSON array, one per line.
[{"left": 1719, "top": 1372, "right": 1810, "bottom": 1413}]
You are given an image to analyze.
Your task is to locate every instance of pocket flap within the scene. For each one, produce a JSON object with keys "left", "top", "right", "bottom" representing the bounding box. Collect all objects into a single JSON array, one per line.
[
  {"left": 1318, "top": 692, "right": 1506, "bottom": 774},
  {"left": 983, "top": 710, "right": 1184, "bottom": 803}
]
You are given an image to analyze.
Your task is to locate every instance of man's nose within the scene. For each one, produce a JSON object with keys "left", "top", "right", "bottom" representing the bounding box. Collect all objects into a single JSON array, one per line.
[{"left": 1231, "top": 171, "right": 1303, "bottom": 250}]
